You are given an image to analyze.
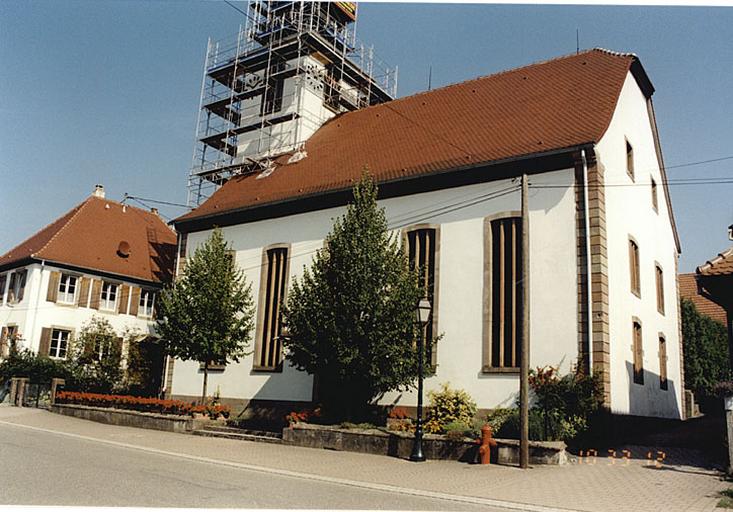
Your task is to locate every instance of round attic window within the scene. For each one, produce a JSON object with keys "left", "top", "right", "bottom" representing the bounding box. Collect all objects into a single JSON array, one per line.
[{"left": 117, "top": 241, "right": 131, "bottom": 258}]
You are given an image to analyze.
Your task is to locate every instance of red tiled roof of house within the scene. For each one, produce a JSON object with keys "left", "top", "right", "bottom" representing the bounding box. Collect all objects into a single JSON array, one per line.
[
  {"left": 679, "top": 273, "right": 728, "bottom": 324},
  {"left": 0, "top": 196, "right": 177, "bottom": 284},
  {"left": 177, "top": 48, "right": 646, "bottom": 225},
  {"left": 698, "top": 246, "right": 733, "bottom": 277}
]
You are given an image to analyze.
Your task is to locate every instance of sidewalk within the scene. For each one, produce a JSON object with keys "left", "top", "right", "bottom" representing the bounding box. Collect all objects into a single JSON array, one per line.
[{"left": 0, "top": 407, "right": 726, "bottom": 512}]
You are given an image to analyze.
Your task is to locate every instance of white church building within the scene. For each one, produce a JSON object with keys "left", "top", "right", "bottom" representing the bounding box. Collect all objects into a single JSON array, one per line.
[{"left": 169, "top": 25, "right": 683, "bottom": 420}]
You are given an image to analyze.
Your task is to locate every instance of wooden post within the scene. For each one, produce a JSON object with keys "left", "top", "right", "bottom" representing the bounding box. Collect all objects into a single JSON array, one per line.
[{"left": 520, "top": 174, "right": 530, "bottom": 469}]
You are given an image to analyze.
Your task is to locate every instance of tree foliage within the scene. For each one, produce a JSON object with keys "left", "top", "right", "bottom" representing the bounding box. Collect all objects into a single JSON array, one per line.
[
  {"left": 157, "top": 228, "right": 255, "bottom": 402},
  {"left": 682, "top": 298, "right": 730, "bottom": 399},
  {"left": 63, "top": 316, "right": 123, "bottom": 393},
  {"left": 283, "top": 172, "right": 425, "bottom": 421}
]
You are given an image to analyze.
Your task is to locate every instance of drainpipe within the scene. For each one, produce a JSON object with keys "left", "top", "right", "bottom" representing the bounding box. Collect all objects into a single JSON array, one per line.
[
  {"left": 581, "top": 150, "right": 593, "bottom": 375},
  {"left": 28, "top": 260, "right": 46, "bottom": 353}
]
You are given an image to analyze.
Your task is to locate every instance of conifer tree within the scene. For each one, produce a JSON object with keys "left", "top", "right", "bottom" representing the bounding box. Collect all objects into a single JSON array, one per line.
[
  {"left": 157, "top": 228, "right": 255, "bottom": 403},
  {"left": 284, "top": 172, "right": 426, "bottom": 421}
]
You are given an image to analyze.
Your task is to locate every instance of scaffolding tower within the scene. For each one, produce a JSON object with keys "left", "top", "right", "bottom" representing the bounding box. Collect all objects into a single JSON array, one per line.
[{"left": 187, "top": 1, "right": 398, "bottom": 207}]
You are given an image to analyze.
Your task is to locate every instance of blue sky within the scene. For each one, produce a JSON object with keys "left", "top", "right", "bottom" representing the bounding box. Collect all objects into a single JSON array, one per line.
[{"left": 1, "top": 1, "right": 732, "bottom": 272}]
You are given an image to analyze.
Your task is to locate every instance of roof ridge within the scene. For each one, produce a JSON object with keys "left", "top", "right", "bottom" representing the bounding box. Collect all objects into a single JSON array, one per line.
[
  {"left": 34, "top": 196, "right": 95, "bottom": 259},
  {"left": 698, "top": 245, "right": 733, "bottom": 273},
  {"left": 340, "top": 47, "right": 633, "bottom": 119}
]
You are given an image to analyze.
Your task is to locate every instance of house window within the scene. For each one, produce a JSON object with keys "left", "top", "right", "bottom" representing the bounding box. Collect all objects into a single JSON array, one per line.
[
  {"left": 261, "top": 63, "right": 284, "bottom": 116},
  {"left": 100, "top": 282, "right": 118, "bottom": 311},
  {"left": 626, "top": 139, "right": 634, "bottom": 180},
  {"left": 58, "top": 274, "right": 78, "bottom": 304},
  {"left": 406, "top": 227, "right": 438, "bottom": 364},
  {"left": 50, "top": 329, "right": 70, "bottom": 359},
  {"left": 7, "top": 270, "right": 27, "bottom": 304},
  {"left": 0, "top": 274, "right": 6, "bottom": 305},
  {"left": 255, "top": 247, "right": 289, "bottom": 370},
  {"left": 632, "top": 320, "right": 644, "bottom": 385},
  {"left": 487, "top": 216, "right": 522, "bottom": 370},
  {"left": 659, "top": 334, "right": 668, "bottom": 390},
  {"left": 629, "top": 238, "right": 640, "bottom": 297},
  {"left": 1, "top": 325, "right": 17, "bottom": 358},
  {"left": 651, "top": 177, "right": 658, "bottom": 212},
  {"left": 139, "top": 290, "right": 155, "bottom": 318},
  {"left": 655, "top": 264, "right": 665, "bottom": 315}
]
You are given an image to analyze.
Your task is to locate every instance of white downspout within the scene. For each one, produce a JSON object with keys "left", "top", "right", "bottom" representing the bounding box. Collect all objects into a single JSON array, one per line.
[
  {"left": 28, "top": 260, "right": 46, "bottom": 353},
  {"left": 581, "top": 150, "right": 593, "bottom": 375}
]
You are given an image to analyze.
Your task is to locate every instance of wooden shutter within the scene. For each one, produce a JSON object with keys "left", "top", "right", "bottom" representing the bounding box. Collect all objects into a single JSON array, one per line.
[
  {"left": 117, "top": 285, "right": 130, "bottom": 314},
  {"left": 89, "top": 280, "right": 102, "bottom": 309},
  {"left": 129, "top": 287, "right": 141, "bottom": 316},
  {"left": 633, "top": 321, "right": 644, "bottom": 385},
  {"left": 77, "top": 277, "right": 90, "bottom": 307},
  {"left": 0, "top": 327, "right": 7, "bottom": 358},
  {"left": 39, "top": 328, "right": 52, "bottom": 357},
  {"left": 47, "top": 271, "right": 61, "bottom": 302}
]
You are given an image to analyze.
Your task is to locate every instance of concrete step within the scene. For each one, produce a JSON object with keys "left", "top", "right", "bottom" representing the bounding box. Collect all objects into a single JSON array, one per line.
[
  {"left": 193, "top": 429, "right": 284, "bottom": 444},
  {"left": 202, "top": 424, "right": 282, "bottom": 438}
]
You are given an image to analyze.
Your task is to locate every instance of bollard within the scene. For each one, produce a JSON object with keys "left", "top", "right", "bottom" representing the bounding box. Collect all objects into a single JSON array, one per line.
[
  {"left": 50, "top": 378, "right": 65, "bottom": 405},
  {"left": 479, "top": 424, "right": 497, "bottom": 465}
]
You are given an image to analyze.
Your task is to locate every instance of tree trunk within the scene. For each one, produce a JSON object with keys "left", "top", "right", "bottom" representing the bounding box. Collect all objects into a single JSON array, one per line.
[{"left": 201, "top": 362, "right": 209, "bottom": 405}]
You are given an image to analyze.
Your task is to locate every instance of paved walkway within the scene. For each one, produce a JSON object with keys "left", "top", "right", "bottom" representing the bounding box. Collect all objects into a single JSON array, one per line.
[{"left": 0, "top": 406, "right": 727, "bottom": 512}]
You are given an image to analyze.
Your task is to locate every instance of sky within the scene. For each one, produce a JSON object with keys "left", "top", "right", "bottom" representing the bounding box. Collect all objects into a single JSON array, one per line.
[{"left": 1, "top": 1, "right": 732, "bottom": 272}]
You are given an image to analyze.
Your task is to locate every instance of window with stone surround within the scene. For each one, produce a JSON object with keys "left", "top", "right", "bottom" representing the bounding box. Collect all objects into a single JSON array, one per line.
[
  {"left": 655, "top": 264, "right": 665, "bottom": 315},
  {"left": 626, "top": 139, "right": 634, "bottom": 180},
  {"left": 658, "top": 334, "right": 668, "bottom": 390},
  {"left": 406, "top": 226, "right": 439, "bottom": 365},
  {"left": 254, "top": 246, "right": 289, "bottom": 371},
  {"left": 632, "top": 320, "right": 644, "bottom": 385},
  {"left": 58, "top": 274, "right": 78, "bottom": 304},
  {"left": 629, "top": 238, "right": 640, "bottom": 297}
]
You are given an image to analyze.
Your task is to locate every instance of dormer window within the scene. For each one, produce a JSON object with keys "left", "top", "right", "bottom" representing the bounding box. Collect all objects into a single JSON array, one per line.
[{"left": 58, "top": 274, "right": 78, "bottom": 304}]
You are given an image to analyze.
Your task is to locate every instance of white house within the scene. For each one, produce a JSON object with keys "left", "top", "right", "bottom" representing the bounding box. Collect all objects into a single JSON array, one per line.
[
  {"left": 170, "top": 48, "right": 684, "bottom": 419},
  {"left": 0, "top": 186, "right": 177, "bottom": 389}
]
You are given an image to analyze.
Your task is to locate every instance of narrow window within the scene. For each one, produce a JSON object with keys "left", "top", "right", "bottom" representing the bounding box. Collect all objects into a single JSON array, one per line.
[
  {"left": 632, "top": 320, "right": 644, "bottom": 385},
  {"left": 655, "top": 264, "right": 665, "bottom": 315},
  {"left": 659, "top": 334, "right": 668, "bottom": 390},
  {"left": 58, "top": 274, "right": 78, "bottom": 304},
  {"left": 139, "top": 290, "right": 156, "bottom": 318},
  {"left": 629, "top": 238, "right": 640, "bottom": 297},
  {"left": 50, "top": 329, "right": 70, "bottom": 359},
  {"left": 407, "top": 228, "right": 438, "bottom": 364},
  {"left": 0, "top": 274, "right": 6, "bottom": 305},
  {"left": 651, "top": 177, "right": 658, "bottom": 212},
  {"left": 488, "top": 217, "right": 522, "bottom": 370},
  {"left": 256, "top": 247, "right": 289, "bottom": 370},
  {"left": 1, "top": 325, "right": 17, "bottom": 358},
  {"left": 626, "top": 140, "right": 634, "bottom": 180},
  {"left": 100, "top": 282, "right": 118, "bottom": 311}
]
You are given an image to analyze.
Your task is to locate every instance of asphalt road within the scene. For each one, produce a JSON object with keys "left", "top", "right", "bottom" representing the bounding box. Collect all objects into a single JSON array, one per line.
[{"left": 0, "top": 421, "right": 505, "bottom": 510}]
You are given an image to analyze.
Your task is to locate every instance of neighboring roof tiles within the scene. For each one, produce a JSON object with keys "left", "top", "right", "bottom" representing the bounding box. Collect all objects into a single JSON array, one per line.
[
  {"left": 178, "top": 48, "right": 642, "bottom": 225},
  {"left": 0, "top": 196, "right": 177, "bottom": 284},
  {"left": 698, "top": 246, "right": 733, "bottom": 277},
  {"left": 679, "top": 273, "right": 728, "bottom": 324}
]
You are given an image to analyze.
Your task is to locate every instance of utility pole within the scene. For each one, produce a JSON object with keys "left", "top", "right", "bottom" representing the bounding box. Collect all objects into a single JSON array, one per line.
[{"left": 520, "top": 174, "right": 530, "bottom": 469}]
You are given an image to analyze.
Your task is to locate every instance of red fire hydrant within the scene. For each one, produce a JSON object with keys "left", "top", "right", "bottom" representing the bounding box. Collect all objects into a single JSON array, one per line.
[{"left": 479, "top": 424, "right": 497, "bottom": 465}]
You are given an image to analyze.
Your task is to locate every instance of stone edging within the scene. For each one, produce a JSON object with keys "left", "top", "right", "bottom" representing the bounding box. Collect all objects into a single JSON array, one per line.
[
  {"left": 283, "top": 422, "right": 567, "bottom": 465},
  {"left": 51, "top": 403, "right": 198, "bottom": 433}
]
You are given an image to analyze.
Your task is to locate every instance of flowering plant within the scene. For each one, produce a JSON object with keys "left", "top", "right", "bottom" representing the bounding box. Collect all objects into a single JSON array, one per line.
[
  {"left": 55, "top": 391, "right": 230, "bottom": 418},
  {"left": 285, "top": 406, "right": 321, "bottom": 425},
  {"left": 387, "top": 406, "right": 410, "bottom": 420}
]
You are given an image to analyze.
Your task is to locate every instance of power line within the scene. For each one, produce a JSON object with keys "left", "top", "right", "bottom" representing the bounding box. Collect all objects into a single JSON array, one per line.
[
  {"left": 123, "top": 195, "right": 189, "bottom": 209},
  {"left": 223, "top": 0, "right": 247, "bottom": 16}
]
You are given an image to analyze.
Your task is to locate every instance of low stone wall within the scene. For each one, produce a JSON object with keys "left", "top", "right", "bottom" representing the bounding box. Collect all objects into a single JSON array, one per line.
[
  {"left": 282, "top": 423, "right": 566, "bottom": 465},
  {"left": 51, "top": 404, "right": 198, "bottom": 433}
]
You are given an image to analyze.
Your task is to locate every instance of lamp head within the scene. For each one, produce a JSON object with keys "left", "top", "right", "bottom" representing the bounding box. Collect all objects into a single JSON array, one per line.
[{"left": 417, "top": 298, "right": 432, "bottom": 326}]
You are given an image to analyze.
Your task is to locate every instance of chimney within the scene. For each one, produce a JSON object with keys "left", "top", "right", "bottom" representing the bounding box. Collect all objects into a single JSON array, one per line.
[
  {"left": 150, "top": 207, "right": 159, "bottom": 216},
  {"left": 92, "top": 184, "right": 105, "bottom": 198},
  {"left": 728, "top": 224, "right": 732, "bottom": 241}
]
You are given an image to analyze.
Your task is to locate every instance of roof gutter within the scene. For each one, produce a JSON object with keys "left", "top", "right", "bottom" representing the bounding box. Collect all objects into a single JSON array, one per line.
[{"left": 175, "top": 143, "right": 596, "bottom": 234}]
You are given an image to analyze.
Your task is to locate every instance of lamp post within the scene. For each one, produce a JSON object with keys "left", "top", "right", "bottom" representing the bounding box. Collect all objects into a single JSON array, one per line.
[{"left": 410, "top": 297, "right": 432, "bottom": 462}]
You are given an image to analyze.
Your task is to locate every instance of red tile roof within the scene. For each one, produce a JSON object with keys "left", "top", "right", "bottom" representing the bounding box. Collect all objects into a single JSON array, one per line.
[
  {"left": 698, "top": 246, "right": 733, "bottom": 277},
  {"left": 177, "top": 48, "right": 645, "bottom": 225},
  {"left": 679, "top": 273, "right": 728, "bottom": 324},
  {"left": 0, "top": 196, "right": 177, "bottom": 284}
]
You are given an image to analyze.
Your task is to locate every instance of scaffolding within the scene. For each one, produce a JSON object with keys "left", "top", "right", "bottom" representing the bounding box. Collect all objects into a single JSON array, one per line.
[{"left": 187, "top": 1, "right": 398, "bottom": 207}]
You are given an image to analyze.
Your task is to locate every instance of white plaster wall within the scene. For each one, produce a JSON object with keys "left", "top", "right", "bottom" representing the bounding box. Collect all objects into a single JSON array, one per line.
[
  {"left": 172, "top": 168, "right": 580, "bottom": 409},
  {"left": 0, "top": 263, "right": 157, "bottom": 357},
  {"left": 597, "top": 71, "right": 682, "bottom": 419}
]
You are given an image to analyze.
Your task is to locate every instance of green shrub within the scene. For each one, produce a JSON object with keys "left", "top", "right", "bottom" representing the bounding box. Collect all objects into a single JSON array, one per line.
[
  {"left": 424, "top": 382, "right": 477, "bottom": 434},
  {"left": 485, "top": 408, "right": 514, "bottom": 433},
  {"left": 0, "top": 349, "right": 69, "bottom": 384},
  {"left": 495, "top": 409, "right": 545, "bottom": 440}
]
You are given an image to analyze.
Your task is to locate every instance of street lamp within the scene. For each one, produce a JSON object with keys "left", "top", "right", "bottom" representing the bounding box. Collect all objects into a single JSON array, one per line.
[{"left": 410, "top": 297, "right": 432, "bottom": 462}]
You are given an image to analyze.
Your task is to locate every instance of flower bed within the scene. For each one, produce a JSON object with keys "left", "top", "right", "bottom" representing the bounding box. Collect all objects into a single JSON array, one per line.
[{"left": 55, "top": 391, "right": 231, "bottom": 419}]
